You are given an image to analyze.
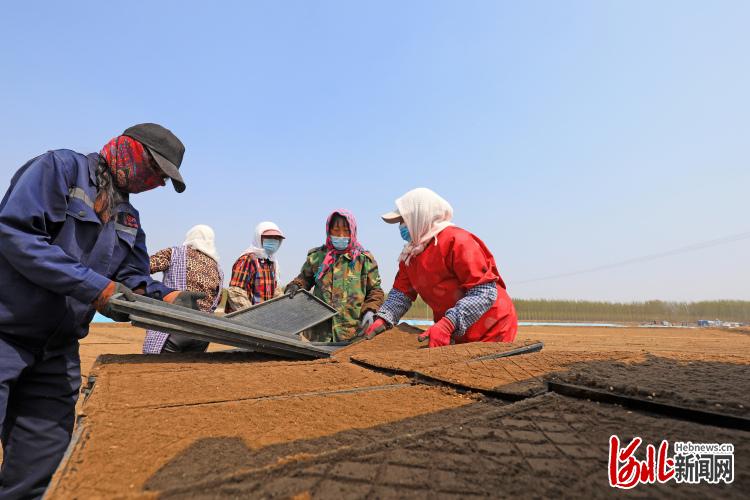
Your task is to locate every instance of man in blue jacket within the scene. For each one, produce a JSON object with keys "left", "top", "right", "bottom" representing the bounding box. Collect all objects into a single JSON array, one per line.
[{"left": 0, "top": 123, "right": 203, "bottom": 499}]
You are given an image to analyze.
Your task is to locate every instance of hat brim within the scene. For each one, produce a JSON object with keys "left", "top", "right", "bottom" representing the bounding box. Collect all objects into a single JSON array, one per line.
[
  {"left": 261, "top": 229, "right": 286, "bottom": 239},
  {"left": 381, "top": 210, "right": 403, "bottom": 224},
  {"left": 148, "top": 147, "right": 186, "bottom": 193}
]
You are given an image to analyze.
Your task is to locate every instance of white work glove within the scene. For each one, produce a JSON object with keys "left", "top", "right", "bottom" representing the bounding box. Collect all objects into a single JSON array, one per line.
[{"left": 358, "top": 310, "right": 375, "bottom": 332}]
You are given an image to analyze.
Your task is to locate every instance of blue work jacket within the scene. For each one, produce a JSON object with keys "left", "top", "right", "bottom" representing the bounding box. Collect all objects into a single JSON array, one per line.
[{"left": 0, "top": 149, "right": 172, "bottom": 353}]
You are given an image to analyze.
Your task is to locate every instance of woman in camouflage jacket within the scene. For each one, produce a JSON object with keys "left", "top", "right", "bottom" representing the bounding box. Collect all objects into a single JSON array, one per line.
[{"left": 285, "top": 210, "right": 384, "bottom": 342}]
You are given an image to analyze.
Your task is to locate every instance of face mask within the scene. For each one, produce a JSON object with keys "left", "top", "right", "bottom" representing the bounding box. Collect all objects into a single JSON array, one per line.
[
  {"left": 331, "top": 236, "right": 350, "bottom": 251},
  {"left": 399, "top": 223, "right": 412, "bottom": 243},
  {"left": 263, "top": 239, "right": 281, "bottom": 255},
  {"left": 102, "top": 136, "right": 166, "bottom": 193}
]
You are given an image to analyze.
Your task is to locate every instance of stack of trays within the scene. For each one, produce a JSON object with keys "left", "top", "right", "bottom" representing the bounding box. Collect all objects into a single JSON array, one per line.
[{"left": 109, "top": 291, "right": 339, "bottom": 360}]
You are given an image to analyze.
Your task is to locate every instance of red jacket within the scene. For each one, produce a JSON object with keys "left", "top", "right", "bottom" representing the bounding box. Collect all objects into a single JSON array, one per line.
[{"left": 393, "top": 226, "right": 518, "bottom": 343}]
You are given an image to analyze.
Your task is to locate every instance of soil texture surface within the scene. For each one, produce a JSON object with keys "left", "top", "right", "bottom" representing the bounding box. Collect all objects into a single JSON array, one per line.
[
  {"left": 42, "top": 324, "right": 750, "bottom": 499},
  {"left": 149, "top": 394, "right": 749, "bottom": 499},
  {"left": 552, "top": 353, "right": 750, "bottom": 417},
  {"left": 349, "top": 338, "right": 541, "bottom": 373}
]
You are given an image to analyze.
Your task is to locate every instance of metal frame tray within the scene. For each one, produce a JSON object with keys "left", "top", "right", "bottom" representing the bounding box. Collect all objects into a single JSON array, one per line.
[{"left": 109, "top": 293, "right": 338, "bottom": 359}]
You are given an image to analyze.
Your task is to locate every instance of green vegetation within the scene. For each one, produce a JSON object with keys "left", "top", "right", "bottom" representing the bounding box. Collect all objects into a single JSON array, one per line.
[{"left": 403, "top": 297, "right": 750, "bottom": 323}]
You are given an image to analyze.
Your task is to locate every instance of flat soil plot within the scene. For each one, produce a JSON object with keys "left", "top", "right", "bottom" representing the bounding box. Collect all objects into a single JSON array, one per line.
[
  {"left": 552, "top": 354, "right": 750, "bottom": 417},
  {"left": 349, "top": 338, "right": 541, "bottom": 373},
  {"left": 49, "top": 355, "right": 475, "bottom": 499},
  {"left": 149, "top": 394, "right": 749, "bottom": 499},
  {"left": 515, "top": 325, "right": 750, "bottom": 356},
  {"left": 42, "top": 324, "right": 750, "bottom": 499},
  {"left": 418, "top": 350, "right": 643, "bottom": 397},
  {"left": 85, "top": 354, "right": 405, "bottom": 411}
]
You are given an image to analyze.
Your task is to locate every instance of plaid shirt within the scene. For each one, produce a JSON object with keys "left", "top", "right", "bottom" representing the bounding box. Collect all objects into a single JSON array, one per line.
[
  {"left": 379, "top": 282, "right": 497, "bottom": 337},
  {"left": 229, "top": 253, "right": 277, "bottom": 304},
  {"left": 142, "top": 245, "right": 223, "bottom": 354}
]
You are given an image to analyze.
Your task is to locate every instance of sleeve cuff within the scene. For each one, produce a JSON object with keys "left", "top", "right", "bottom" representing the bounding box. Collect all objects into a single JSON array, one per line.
[{"left": 73, "top": 270, "right": 112, "bottom": 304}]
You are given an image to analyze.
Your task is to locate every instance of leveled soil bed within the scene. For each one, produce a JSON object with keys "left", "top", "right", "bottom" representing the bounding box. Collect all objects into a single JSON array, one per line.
[
  {"left": 149, "top": 394, "right": 749, "bottom": 499},
  {"left": 42, "top": 324, "right": 750, "bottom": 499},
  {"left": 49, "top": 357, "right": 475, "bottom": 499},
  {"left": 552, "top": 354, "right": 750, "bottom": 417},
  {"left": 417, "top": 350, "right": 642, "bottom": 397},
  {"left": 349, "top": 338, "right": 541, "bottom": 373},
  {"left": 515, "top": 326, "right": 750, "bottom": 356},
  {"left": 84, "top": 353, "right": 404, "bottom": 411}
]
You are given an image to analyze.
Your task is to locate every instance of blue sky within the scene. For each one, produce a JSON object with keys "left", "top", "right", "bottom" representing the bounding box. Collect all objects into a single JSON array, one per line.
[{"left": 1, "top": 1, "right": 747, "bottom": 301}]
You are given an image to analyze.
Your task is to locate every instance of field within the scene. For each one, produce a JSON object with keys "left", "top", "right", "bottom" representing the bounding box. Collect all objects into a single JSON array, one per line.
[
  {"left": 404, "top": 297, "right": 750, "bottom": 323},
  {"left": 39, "top": 323, "right": 750, "bottom": 498}
]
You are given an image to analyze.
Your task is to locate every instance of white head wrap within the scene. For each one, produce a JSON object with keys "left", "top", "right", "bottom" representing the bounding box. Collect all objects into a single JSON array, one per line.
[
  {"left": 396, "top": 188, "right": 455, "bottom": 265},
  {"left": 183, "top": 224, "right": 219, "bottom": 262},
  {"left": 243, "top": 221, "right": 283, "bottom": 281}
]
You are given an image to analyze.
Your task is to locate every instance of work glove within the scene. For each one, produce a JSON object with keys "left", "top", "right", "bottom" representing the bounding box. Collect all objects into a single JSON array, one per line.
[
  {"left": 93, "top": 281, "right": 137, "bottom": 322},
  {"left": 284, "top": 283, "right": 301, "bottom": 298},
  {"left": 358, "top": 310, "right": 376, "bottom": 332},
  {"left": 356, "top": 316, "right": 390, "bottom": 340},
  {"left": 418, "top": 317, "right": 455, "bottom": 348},
  {"left": 164, "top": 290, "right": 207, "bottom": 310}
]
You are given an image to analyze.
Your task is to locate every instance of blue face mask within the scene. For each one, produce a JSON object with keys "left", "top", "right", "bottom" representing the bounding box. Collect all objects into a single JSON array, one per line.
[
  {"left": 331, "top": 236, "right": 350, "bottom": 251},
  {"left": 399, "top": 223, "right": 412, "bottom": 243},
  {"left": 262, "top": 239, "right": 281, "bottom": 255}
]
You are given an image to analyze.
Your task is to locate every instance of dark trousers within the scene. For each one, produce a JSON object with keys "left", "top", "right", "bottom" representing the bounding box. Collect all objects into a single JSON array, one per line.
[
  {"left": 0, "top": 338, "right": 80, "bottom": 500},
  {"left": 162, "top": 333, "right": 209, "bottom": 353}
]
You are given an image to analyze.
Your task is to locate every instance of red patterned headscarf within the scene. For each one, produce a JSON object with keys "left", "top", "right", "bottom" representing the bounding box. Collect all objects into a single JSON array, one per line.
[{"left": 100, "top": 136, "right": 165, "bottom": 194}]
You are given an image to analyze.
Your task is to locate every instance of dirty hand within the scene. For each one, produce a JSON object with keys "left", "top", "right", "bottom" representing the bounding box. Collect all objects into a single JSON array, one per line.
[
  {"left": 93, "top": 281, "right": 137, "bottom": 322},
  {"left": 284, "top": 283, "right": 301, "bottom": 297},
  {"left": 357, "top": 317, "right": 390, "bottom": 340},
  {"left": 164, "top": 290, "right": 207, "bottom": 310},
  {"left": 418, "top": 317, "right": 454, "bottom": 348}
]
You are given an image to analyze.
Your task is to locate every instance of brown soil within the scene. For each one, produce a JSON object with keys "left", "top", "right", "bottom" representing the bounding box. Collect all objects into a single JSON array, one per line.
[
  {"left": 332, "top": 323, "right": 424, "bottom": 360},
  {"left": 515, "top": 325, "right": 750, "bottom": 356},
  {"left": 553, "top": 354, "right": 750, "bottom": 417},
  {"left": 84, "top": 355, "right": 406, "bottom": 412},
  {"left": 51, "top": 378, "right": 475, "bottom": 498},
  {"left": 349, "top": 338, "right": 541, "bottom": 373},
  {"left": 43, "top": 324, "right": 750, "bottom": 499},
  {"left": 148, "top": 394, "right": 749, "bottom": 499},
  {"left": 417, "top": 350, "right": 643, "bottom": 397}
]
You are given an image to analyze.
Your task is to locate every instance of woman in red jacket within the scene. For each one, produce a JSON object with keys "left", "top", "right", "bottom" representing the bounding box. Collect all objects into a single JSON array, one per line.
[{"left": 358, "top": 187, "right": 517, "bottom": 347}]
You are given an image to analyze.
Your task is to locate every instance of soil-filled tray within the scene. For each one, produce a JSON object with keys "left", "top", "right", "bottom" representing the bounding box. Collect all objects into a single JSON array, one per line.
[
  {"left": 83, "top": 355, "right": 405, "bottom": 412},
  {"left": 144, "top": 393, "right": 750, "bottom": 499},
  {"left": 550, "top": 354, "right": 750, "bottom": 418},
  {"left": 349, "top": 338, "right": 543, "bottom": 373},
  {"left": 47, "top": 355, "right": 476, "bottom": 499},
  {"left": 417, "top": 350, "right": 643, "bottom": 398}
]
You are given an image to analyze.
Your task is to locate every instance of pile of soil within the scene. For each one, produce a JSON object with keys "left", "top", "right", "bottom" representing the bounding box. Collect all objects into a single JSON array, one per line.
[
  {"left": 149, "top": 394, "right": 749, "bottom": 499},
  {"left": 332, "top": 323, "right": 423, "bottom": 361},
  {"left": 552, "top": 354, "right": 750, "bottom": 417}
]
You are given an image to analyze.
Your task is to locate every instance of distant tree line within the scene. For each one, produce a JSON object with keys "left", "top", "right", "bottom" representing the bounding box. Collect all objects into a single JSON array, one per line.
[{"left": 403, "top": 297, "right": 750, "bottom": 323}]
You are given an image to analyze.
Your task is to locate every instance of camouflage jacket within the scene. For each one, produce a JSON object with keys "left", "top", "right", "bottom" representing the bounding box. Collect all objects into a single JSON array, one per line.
[{"left": 289, "top": 246, "right": 385, "bottom": 341}]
